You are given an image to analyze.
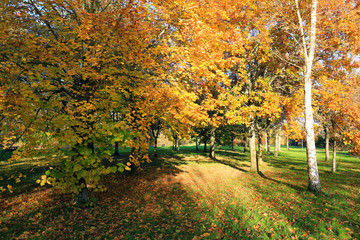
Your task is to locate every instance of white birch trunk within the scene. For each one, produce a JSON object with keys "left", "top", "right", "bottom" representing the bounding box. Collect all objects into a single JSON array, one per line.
[{"left": 295, "top": 0, "right": 321, "bottom": 192}]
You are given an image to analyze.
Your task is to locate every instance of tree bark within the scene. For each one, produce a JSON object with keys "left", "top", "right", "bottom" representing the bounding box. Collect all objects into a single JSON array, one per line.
[
  {"left": 278, "top": 130, "right": 281, "bottom": 152},
  {"left": 264, "top": 132, "right": 268, "bottom": 152},
  {"left": 267, "top": 131, "right": 271, "bottom": 154},
  {"left": 332, "top": 140, "right": 337, "bottom": 173},
  {"left": 249, "top": 123, "right": 257, "bottom": 172},
  {"left": 296, "top": 0, "right": 321, "bottom": 192},
  {"left": 286, "top": 135, "right": 289, "bottom": 150},
  {"left": 154, "top": 137, "right": 158, "bottom": 157},
  {"left": 274, "top": 130, "right": 279, "bottom": 158},
  {"left": 196, "top": 137, "right": 199, "bottom": 151},
  {"left": 204, "top": 141, "right": 207, "bottom": 152},
  {"left": 231, "top": 133, "right": 234, "bottom": 151},
  {"left": 114, "top": 141, "right": 119, "bottom": 156},
  {"left": 209, "top": 127, "right": 216, "bottom": 159},
  {"left": 301, "top": 139, "right": 304, "bottom": 151},
  {"left": 78, "top": 177, "right": 89, "bottom": 204},
  {"left": 257, "top": 133, "right": 263, "bottom": 171},
  {"left": 325, "top": 126, "right": 330, "bottom": 161}
]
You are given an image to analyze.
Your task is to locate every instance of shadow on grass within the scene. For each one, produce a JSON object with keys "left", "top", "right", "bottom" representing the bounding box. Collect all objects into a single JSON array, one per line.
[{"left": 257, "top": 171, "right": 305, "bottom": 192}]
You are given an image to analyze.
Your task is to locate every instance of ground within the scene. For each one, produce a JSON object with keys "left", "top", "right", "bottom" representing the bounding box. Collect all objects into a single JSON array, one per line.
[{"left": 0, "top": 146, "right": 359, "bottom": 239}]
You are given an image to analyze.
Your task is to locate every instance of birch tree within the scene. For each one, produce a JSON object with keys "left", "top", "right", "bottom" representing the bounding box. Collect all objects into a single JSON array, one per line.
[{"left": 295, "top": 0, "right": 321, "bottom": 192}]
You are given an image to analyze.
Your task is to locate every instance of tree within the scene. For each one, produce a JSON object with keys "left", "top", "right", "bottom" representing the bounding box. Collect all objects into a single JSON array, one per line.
[{"left": 0, "top": 0, "right": 170, "bottom": 200}]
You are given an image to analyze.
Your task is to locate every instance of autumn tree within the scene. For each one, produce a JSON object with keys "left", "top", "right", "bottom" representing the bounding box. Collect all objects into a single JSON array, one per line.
[{"left": 0, "top": 0, "right": 172, "bottom": 201}]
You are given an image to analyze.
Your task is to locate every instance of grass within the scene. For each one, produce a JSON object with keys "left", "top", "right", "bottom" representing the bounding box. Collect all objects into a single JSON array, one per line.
[{"left": 0, "top": 145, "right": 359, "bottom": 239}]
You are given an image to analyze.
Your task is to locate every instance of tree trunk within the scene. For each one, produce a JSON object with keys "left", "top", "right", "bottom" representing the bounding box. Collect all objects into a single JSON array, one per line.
[
  {"left": 325, "top": 126, "right": 330, "bottom": 162},
  {"left": 278, "top": 130, "right": 281, "bottom": 152},
  {"left": 257, "top": 133, "right": 263, "bottom": 172},
  {"left": 231, "top": 134, "right": 234, "bottom": 151},
  {"left": 267, "top": 131, "right": 271, "bottom": 154},
  {"left": 286, "top": 135, "right": 289, "bottom": 150},
  {"left": 176, "top": 139, "right": 179, "bottom": 152},
  {"left": 301, "top": 139, "right": 304, "bottom": 151},
  {"left": 154, "top": 137, "right": 158, "bottom": 158},
  {"left": 274, "top": 130, "right": 279, "bottom": 158},
  {"left": 243, "top": 137, "right": 248, "bottom": 153},
  {"left": 296, "top": 0, "right": 321, "bottom": 192},
  {"left": 249, "top": 123, "right": 257, "bottom": 172},
  {"left": 264, "top": 132, "right": 268, "bottom": 152},
  {"left": 332, "top": 140, "right": 337, "bottom": 173},
  {"left": 77, "top": 177, "right": 89, "bottom": 204},
  {"left": 209, "top": 127, "right": 216, "bottom": 159},
  {"left": 204, "top": 141, "right": 207, "bottom": 152},
  {"left": 114, "top": 141, "right": 119, "bottom": 156},
  {"left": 88, "top": 142, "right": 95, "bottom": 154},
  {"left": 196, "top": 137, "right": 199, "bottom": 151}
]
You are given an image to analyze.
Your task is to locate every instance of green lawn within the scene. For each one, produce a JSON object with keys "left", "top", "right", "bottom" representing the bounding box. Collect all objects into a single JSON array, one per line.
[{"left": 0, "top": 145, "right": 359, "bottom": 239}]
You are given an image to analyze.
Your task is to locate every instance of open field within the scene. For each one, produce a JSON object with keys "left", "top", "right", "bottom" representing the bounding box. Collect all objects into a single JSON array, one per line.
[{"left": 1, "top": 146, "right": 359, "bottom": 239}]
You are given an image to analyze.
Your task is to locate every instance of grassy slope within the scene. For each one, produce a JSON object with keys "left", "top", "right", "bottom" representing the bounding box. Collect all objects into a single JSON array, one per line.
[{"left": 0, "top": 145, "right": 359, "bottom": 239}]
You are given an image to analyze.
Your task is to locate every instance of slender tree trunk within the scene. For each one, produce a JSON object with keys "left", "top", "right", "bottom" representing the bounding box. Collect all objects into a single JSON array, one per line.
[
  {"left": 286, "top": 135, "right": 290, "bottom": 150},
  {"left": 231, "top": 134, "right": 234, "bottom": 151},
  {"left": 257, "top": 133, "right": 263, "bottom": 171},
  {"left": 249, "top": 123, "right": 257, "bottom": 172},
  {"left": 154, "top": 137, "right": 158, "bottom": 158},
  {"left": 278, "top": 130, "right": 281, "bottom": 152},
  {"left": 296, "top": 0, "right": 321, "bottom": 192},
  {"left": 274, "top": 130, "right": 279, "bottom": 158},
  {"left": 325, "top": 126, "right": 330, "bottom": 161},
  {"left": 264, "top": 132, "right": 268, "bottom": 152},
  {"left": 114, "top": 141, "right": 119, "bottom": 156},
  {"left": 301, "top": 139, "right": 304, "bottom": 151},
  {"left": 176, "top": 139, "right": 179, "bottom": 152},
  {"left": 243, "top": 137, "right": 248, "bottom": 153},
  {"left": 209, "top": 127, "right": 216, "bottom": 159},
  {"left": 196, "top": 137, "right": 199, "bottom": 151},
  {"left": 267, "top": 131, "right": 271, "bottom": 154},
  {"left": 204, "top": 141, "right": 207, "bottom": 152},
  {"left": 332, "top": 140, "right": 337, "bottom": 173}
]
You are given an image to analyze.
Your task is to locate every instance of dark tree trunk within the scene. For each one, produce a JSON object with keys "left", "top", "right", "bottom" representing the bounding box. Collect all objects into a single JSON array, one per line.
[
  {"left": 154, "top": 137, "right": 158, "bottom": 158},
  {"left": 257, "top": 133, "right": 263, "bottom": 172},
  {"left": 78, "top": 177, "right": 89, "bottom": 204},
  {"left": 204, "top": 141, "right": 207, "bottom": 152},
  {"left": 231, "top": 134, "right": 234, "bottom": 151},
  {"left": 88, "top": 142, "right": 95, "bottom": 154},
  {"left": 196, "top": 137, "right": 199, "bottom": 151},
  {"left": 114, "top": 142, "right": 119, "bottom": 156}
]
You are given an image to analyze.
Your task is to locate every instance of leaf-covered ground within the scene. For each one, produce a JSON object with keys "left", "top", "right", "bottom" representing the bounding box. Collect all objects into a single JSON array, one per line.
[{"left": 1, "top": 146, "right": 359, "bottom": 239}]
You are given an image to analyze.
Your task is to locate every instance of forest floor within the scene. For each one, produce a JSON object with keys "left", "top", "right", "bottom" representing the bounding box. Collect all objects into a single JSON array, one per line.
[{"left": 0, "top": 146, "right": 359, "bottom": 239}]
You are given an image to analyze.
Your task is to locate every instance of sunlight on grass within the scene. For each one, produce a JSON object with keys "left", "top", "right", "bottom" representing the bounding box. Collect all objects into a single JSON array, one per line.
[{"left": 0, "top": 145, "right": 359, "bottom": 239}]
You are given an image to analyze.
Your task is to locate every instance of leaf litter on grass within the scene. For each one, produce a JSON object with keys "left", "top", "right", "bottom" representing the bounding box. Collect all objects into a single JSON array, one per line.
[{"left": 1, "top": 148, "right": 359, "bottom": 239}]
